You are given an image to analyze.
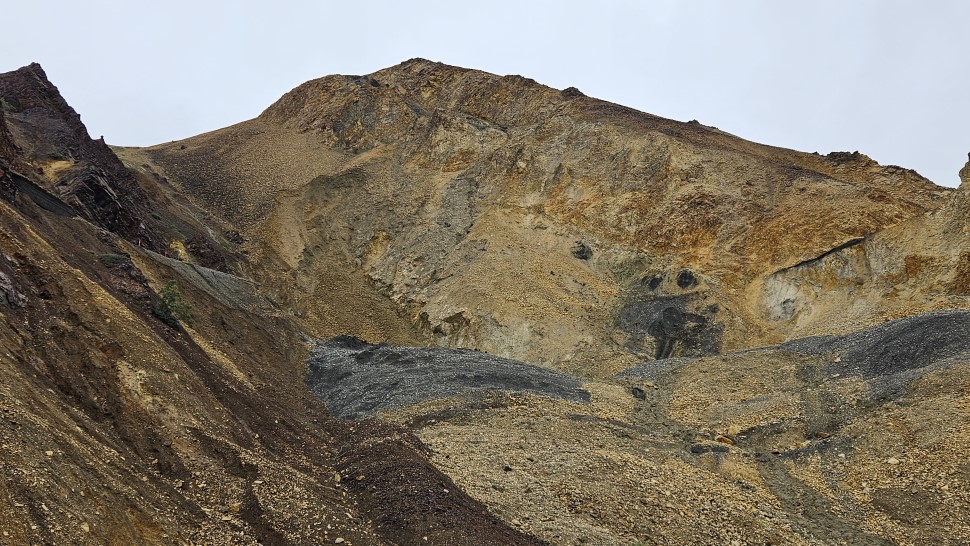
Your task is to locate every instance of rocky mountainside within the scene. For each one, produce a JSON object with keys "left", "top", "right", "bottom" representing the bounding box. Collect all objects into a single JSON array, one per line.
[
  {"left": 138, "top": 59, "right": 953, "bottom": 377},
  {"left": 1, "top": 59, "right": 969, "bottom": 545},
  {"left": 0, "top": 63, "right": 540, "bottom": 545}
]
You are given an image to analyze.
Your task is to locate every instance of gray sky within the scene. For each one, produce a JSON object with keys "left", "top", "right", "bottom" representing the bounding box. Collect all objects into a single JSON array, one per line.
[{"left": 2, "top": 1, "right": 968, "bottom": 186}]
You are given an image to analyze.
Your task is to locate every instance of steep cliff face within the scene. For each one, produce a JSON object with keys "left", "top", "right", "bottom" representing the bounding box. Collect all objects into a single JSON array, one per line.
[
  {"left": 0, "top": 64, "right": 248, "bottom": 273},
  {"left": 142, "top": 58, "right": 950, "bottom": 375}
]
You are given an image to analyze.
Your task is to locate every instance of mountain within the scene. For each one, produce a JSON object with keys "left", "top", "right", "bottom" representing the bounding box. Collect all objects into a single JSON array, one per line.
[
  {"left": 135, "top": 58, "right": 953, "bottom": 377},
  {"left": 0, "top": 62, "right": 538, "bottom": 545},
  {"left": 1, "top": 59, "right": 969, "bottom": 545}
]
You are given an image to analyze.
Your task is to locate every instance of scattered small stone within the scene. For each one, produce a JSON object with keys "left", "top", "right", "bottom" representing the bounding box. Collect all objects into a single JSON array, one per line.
[
  {"left": 45, "top": 450, "right": 53, "bottom": 457},
  {"left": 631, "top": 387, "right": 646, "bottom": 400},
  {"left": 334, "top": 538, "right": 345, "bottom": 544},
  {"left": 887, "top": 457, "right": 900, "bottom": 465},
  {"left": 690, "top": 443, "right": 729, "bottom": 455}
]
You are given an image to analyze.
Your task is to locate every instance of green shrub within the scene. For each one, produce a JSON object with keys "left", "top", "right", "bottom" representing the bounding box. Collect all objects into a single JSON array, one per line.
[
  {"left": 98, "top": 253, "right": 130, "bottom": 268},
  {"left": 153, "top": 280, "right": 194, "bottom": 328}
]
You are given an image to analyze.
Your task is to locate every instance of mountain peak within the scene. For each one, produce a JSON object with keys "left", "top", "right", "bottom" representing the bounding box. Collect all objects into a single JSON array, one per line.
[
  {"left": 0, "top": 61, "right": 78, "bottom": 128},
  {"left": 19, "top": 61, "right": 48, "bottom": 78}
]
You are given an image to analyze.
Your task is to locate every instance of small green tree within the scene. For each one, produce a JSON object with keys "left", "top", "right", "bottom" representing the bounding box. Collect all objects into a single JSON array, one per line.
[{"left": 153, "top": 280, "right": 193, "bottom": 327}]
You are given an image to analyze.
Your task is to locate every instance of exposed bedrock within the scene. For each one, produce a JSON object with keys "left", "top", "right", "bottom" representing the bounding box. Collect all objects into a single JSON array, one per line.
[{"left": 617, "top": 268, "right": 723, "bottom": 360}]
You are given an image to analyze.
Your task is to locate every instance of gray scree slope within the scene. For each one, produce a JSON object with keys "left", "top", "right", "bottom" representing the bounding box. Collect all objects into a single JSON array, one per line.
[
  {"left": 306, "top": 336, "right": 591, "bottom": 419},
  {"left": 618, "top": 309, "right": 970, "bottom": 405}
]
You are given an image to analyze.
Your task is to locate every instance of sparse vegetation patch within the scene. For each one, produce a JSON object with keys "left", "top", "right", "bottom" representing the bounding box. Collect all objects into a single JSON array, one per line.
[
  {"left": 152, "top": 280, "right": 193, "bottom": 327},
  {"left": 98, "top": 253, "right": 130, "bottom": 268}
]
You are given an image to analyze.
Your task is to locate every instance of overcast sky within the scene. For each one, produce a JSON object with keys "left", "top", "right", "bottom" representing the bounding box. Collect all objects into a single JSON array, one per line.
[{"left": 2, "top": 1, "right": 968, "bottom": 186}]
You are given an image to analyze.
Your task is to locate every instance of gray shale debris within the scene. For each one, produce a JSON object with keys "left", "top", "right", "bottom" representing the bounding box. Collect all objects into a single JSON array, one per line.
[{"left": 306, "top": 336, "right": 590, "bottom": 419}]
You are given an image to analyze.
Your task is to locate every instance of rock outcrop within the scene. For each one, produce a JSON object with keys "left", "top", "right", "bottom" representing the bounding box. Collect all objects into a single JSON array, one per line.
[{"left": 0, "top": 64, "right": 146, "bottom": 235}]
